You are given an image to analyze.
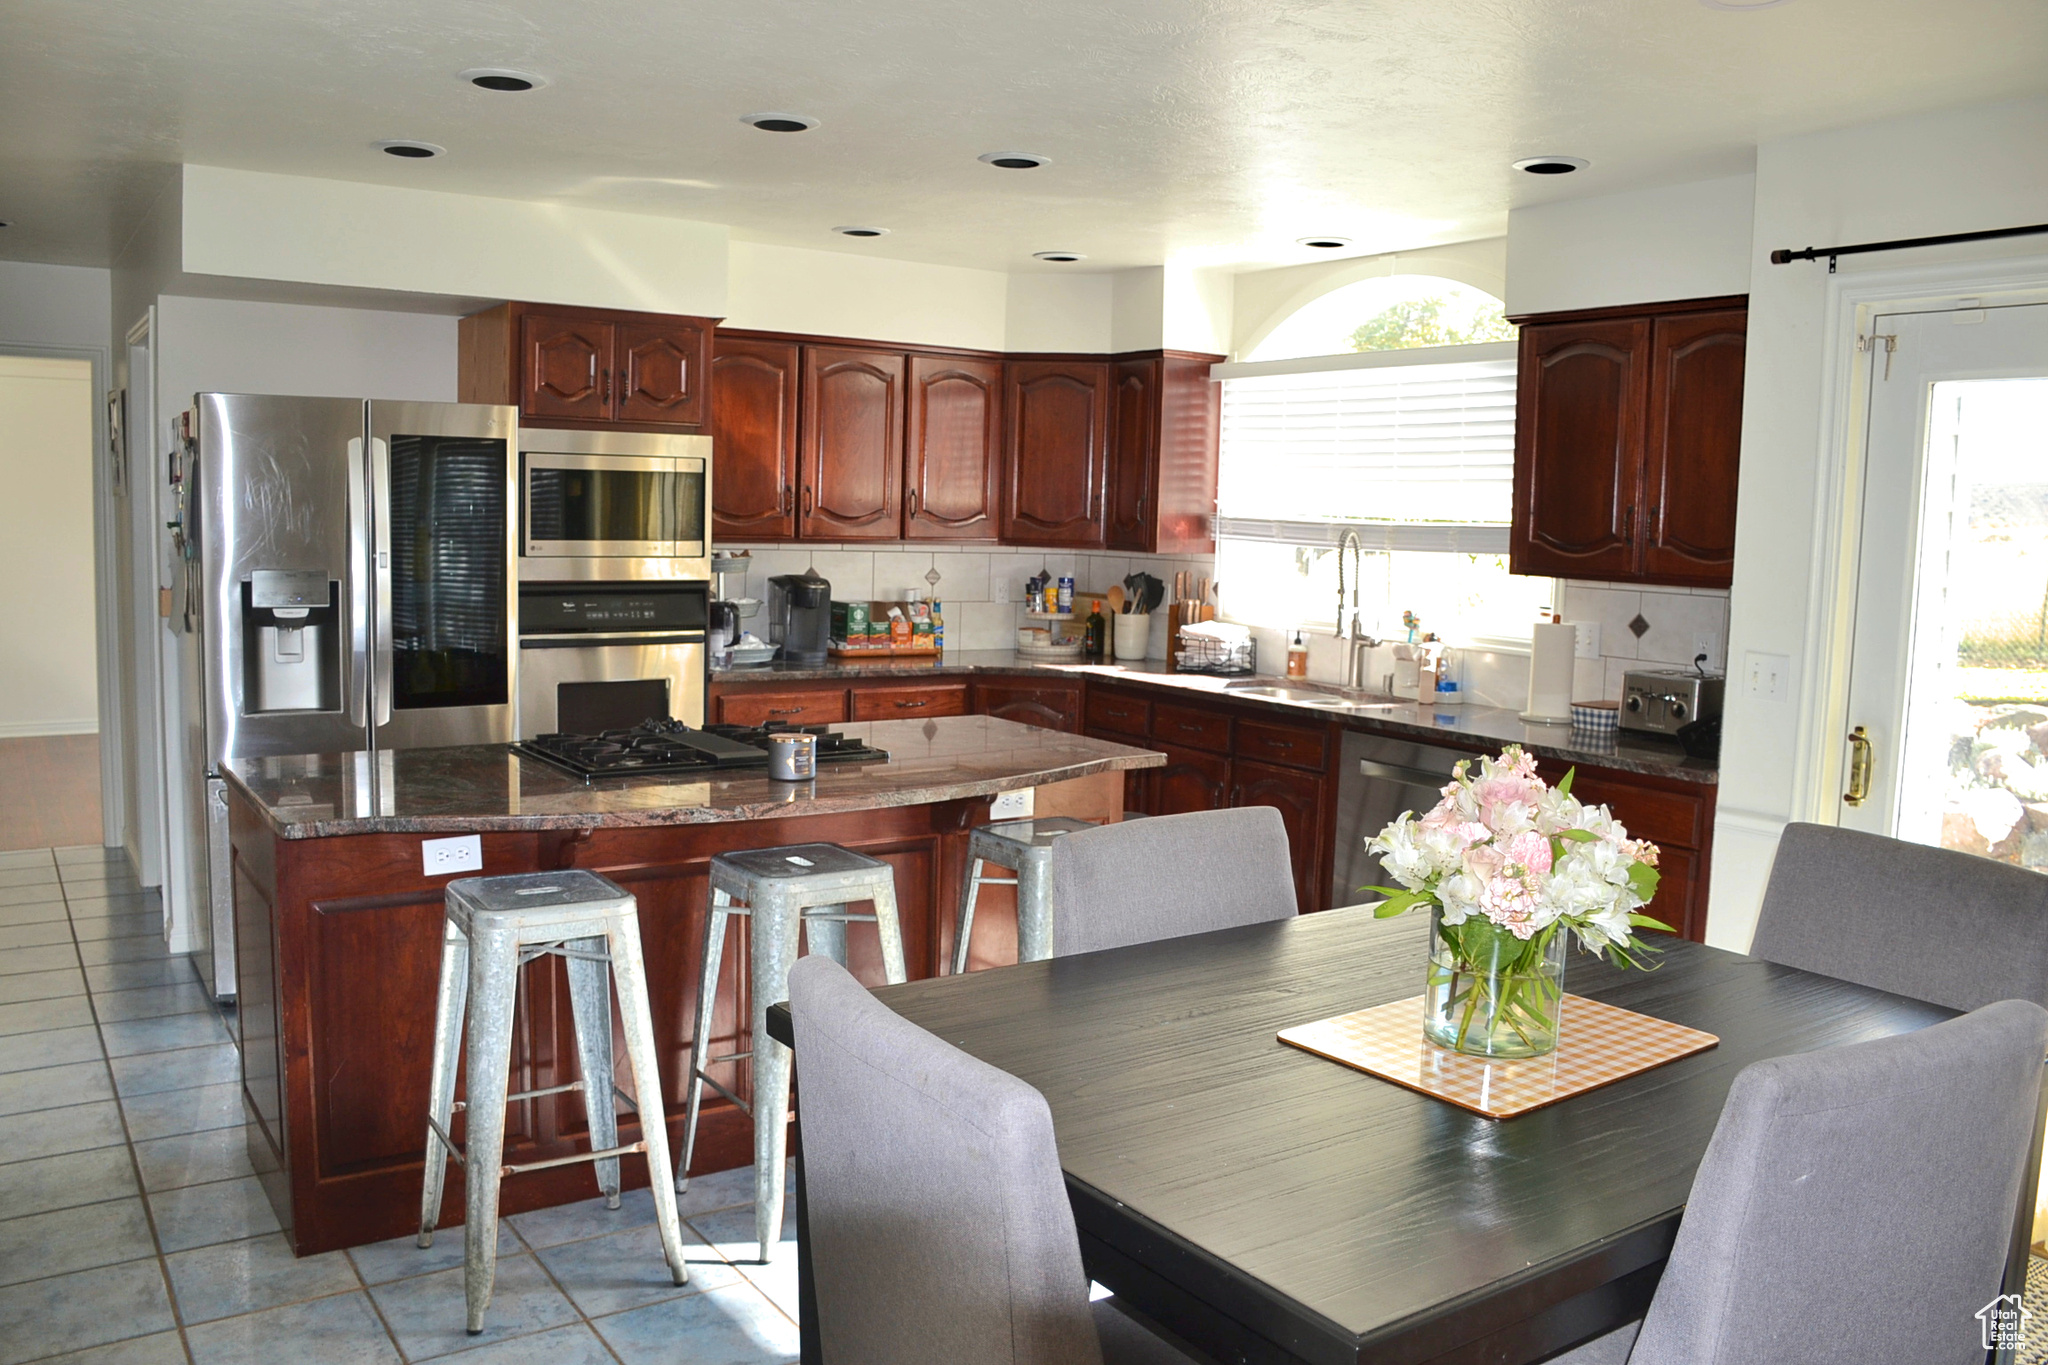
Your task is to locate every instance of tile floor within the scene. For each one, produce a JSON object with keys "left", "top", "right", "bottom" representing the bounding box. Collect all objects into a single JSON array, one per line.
[{"left": 0, "top": 844, "right": 801, "bottom": 1365}]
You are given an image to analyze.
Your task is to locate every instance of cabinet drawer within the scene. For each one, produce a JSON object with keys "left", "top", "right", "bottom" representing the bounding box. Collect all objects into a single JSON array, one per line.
[
  {"left": 1152, "top": 702, "right": 1231, "bottom": 755},
  {"left": 1235, "top": 719, "right": 1328, "bottom": 772},
  {"left": 716, "top": 688, "right": 850, "bottom": 726},
  {"left": 1569, "top": 773, "right": 1703, "bottom": 849},
  {"left": 850, "top": 683, "right": 969, "bottom": 720},
  {"left": 1085, "top": 689, "right": 1151, "bottom": 738}
]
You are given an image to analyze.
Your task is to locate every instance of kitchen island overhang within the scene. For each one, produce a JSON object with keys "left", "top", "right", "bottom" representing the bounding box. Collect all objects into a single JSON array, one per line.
[{"left": 222, "top": 716, "right": 1163, "bottom": 1256}]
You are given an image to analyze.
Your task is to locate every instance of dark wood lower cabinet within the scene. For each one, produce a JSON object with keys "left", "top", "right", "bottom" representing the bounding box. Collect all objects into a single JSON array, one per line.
[
  {"left": 1231, "top": 758, "right": 1326, "bottom": 915},
  {"left": 1148, "top": 742, "right": 1233, "bottom": 816},
  {"left": 969, "top": 677, "right": 1082, "bottom": 732}
]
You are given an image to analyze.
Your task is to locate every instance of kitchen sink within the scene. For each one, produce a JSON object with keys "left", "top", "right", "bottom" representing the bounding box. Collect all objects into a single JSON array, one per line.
[{"left": 1223, "top": 682, "right": 1408, "bottom": 711}]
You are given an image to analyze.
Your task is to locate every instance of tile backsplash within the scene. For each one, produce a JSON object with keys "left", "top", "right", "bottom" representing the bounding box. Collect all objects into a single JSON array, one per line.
[
  {"left": 1559, "top": 580, "right": 1731, "bottom": 703},
  {"left": 712, "top": 543, "right": 1217, "bottom": 656}
]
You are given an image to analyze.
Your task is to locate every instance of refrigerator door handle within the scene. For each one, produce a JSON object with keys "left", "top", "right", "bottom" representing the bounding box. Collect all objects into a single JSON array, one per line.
[
  {"left": 346, "top": 437, "right": 369, "bottom": 727},
  {"left": 371, "top": 436, "right": 394, "bottom": 727}
]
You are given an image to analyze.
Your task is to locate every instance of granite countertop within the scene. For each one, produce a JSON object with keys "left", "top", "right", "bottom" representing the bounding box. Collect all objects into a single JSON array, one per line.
[
  {"left": 224, "top": 715, "right": 1167, "bottom": 840},
  {"left": 713, "top": 650, "right": 1718, "bottom": 785}
]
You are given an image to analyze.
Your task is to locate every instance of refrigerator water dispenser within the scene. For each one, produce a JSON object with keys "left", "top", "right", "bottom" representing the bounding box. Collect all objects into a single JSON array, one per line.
[{"left": 245, "top": 570, "right": 339, "bottom": 713}]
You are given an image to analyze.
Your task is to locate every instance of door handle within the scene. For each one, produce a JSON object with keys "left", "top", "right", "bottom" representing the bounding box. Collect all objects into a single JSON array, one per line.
[
  {"left": 346, "top": 437, "right": 369, "bottom": 727},
  {"left": 768, "top": 706, "right": 806, "bottom": 717},
  {"left": 895, "top": 699, "right": 929, "bottom": 709},
  {"left": 802, "top": 487, "right": 814, "bottom": 518},
  {"left": 781, "top": 486, "right": 793, "bottom": 514},
  {"left": 1844, "top": 726, "right": 1874, "bottom": 806},
  {"left": 906, "top": 488, "right": 920, "bottom": 518},
  {"left": 1622, "top": 505, "right": 1636, "bottom": 546},
  {"left": 601, "top": 368, "right": 612, "bottom": 407},
  {"left": 371, "top": 437, "right": 394, "bottom": 727}
]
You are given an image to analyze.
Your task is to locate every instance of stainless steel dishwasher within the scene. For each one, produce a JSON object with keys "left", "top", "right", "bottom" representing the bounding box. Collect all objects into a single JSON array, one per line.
[{"left": 1330, "top": 730, "right": 1473, "bottom": 911}]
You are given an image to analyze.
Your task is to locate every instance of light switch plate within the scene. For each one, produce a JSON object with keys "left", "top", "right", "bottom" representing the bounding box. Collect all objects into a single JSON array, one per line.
[
  {"left": 1572, "top": 622, "right": 1600, "bottom": 659},
  {"left": 990, "top": 788, "right": 1035, "bottom": 819},
  {"left": 1744, "top": 651, "right": 1791, "bottom": 702},
  {"left": 423, "top": 834, "right": 483, "bottom": 876}
]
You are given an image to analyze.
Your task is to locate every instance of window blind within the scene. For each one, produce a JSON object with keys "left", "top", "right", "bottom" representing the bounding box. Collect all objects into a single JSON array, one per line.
[{"left": 1215, "top": 341, "right": 1517, "bottom": 551}]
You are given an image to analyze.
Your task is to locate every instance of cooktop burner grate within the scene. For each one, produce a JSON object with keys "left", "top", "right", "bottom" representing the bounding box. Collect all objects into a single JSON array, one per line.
[{"left": 513, "top": 717, "right": 888, "bottom": 781}]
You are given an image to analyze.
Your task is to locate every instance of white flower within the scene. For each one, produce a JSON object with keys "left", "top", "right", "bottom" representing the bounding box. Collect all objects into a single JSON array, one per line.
[
  {"left": 1536, "top": 787, "right": 1585, "bottom": 836},
  {"left": 1368, "top": 814, "right": 1434, "bottom": 892}
]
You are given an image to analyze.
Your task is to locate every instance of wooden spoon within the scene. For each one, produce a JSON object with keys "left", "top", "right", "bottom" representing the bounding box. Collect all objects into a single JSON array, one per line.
[{"left": 1107, "top": 584, "right": 1126, "bottom": 614}]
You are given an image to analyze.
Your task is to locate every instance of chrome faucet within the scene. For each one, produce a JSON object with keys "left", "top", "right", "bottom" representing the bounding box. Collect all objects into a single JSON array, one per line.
[{"left": 1333, "top": 530, "right": 1380, "bottom": 687}]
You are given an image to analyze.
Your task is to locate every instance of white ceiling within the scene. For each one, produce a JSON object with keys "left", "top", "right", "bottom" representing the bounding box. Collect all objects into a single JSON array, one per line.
[{"left": 4, "top": 0, "right": 2046, "bottom": 276}]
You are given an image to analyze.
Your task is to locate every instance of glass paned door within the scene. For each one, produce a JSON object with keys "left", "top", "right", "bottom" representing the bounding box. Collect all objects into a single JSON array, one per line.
[{"left": 1841, "top": 302, "right": 2048, "bottom": 851}]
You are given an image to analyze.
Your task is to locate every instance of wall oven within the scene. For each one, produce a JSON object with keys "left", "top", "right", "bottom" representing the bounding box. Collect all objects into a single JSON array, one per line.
[
  {"left": 520, "top": 428, "right": 709, "bottom": 578},
  {"left": 517, "top": 581, "right": 708, "bottom": 736}
]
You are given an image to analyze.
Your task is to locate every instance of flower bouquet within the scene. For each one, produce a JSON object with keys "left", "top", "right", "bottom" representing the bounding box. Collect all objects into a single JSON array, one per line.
[{"left": 1366, "top": 745, "right": 1667, "bottom": 1058}]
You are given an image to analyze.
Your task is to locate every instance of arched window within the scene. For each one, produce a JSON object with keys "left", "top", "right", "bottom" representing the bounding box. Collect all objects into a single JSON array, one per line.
[{"left": 1248, "top": 275, "right": 1514, "bottom": 363}]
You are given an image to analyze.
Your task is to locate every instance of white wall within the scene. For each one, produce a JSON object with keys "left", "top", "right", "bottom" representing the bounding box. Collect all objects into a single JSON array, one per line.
[
  {"left": 1711, "top": 95, "right": 2048, "bottom": 952},
  {"left": 1504, "top": 175, "right": 1756, "bottom": 316},
  {"left": 724, "top": 240, "right": 1008, "bottom": 349},
  {"left": 1004, "top": 272, "right": 1113, "bottom": 353},
  {"left": 154, "top": 295, "right": 459, "bottom": 409},
  {"left": 0, "top": 260, "right": 113, "bottom": 352},
  {"left": 0, "top": 357, "right": 99, "bottom": 735},
  {"left": 180, "top": 165, "right": 728, "bottom": 317}
]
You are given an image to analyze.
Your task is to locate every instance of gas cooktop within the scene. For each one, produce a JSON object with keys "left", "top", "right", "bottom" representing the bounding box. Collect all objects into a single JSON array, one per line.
[{"left": 513, "top": 718, "right": 889, "bottom": 782}]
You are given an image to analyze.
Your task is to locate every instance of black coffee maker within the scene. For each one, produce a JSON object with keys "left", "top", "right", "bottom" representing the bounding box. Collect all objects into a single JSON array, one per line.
[{"left": 768, "top": 570, "right": 832, "bottom": 665}]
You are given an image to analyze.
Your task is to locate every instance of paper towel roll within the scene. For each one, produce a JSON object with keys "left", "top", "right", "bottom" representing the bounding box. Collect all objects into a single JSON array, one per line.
[{"left": 1521, "top": 622, "right": 1577, "bottom": 724}]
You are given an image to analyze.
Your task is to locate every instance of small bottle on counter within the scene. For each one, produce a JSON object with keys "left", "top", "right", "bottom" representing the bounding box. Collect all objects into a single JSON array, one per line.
[
  {"left": 1084, "top": 599, "right": 1107, "bottom": 658},
  {"left": 1286, "top": 630, "right": 1309, "bottom": 678}
]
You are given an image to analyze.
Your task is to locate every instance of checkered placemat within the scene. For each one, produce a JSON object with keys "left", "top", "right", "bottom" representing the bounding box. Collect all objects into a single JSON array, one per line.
[{"left": 1278, "top": 993, "right": 1719, "bottom": 1119}]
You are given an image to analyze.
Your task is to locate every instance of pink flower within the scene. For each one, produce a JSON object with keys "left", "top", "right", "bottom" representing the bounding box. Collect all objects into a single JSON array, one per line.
[{"left": 1503, "top": 831, "right": 1553, "bottom": 878}]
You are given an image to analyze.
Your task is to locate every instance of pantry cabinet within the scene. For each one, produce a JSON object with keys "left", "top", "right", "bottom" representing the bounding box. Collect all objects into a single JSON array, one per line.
[
  {"left": 1508, "top": 296, "right": 1746, "bottom": 589},
  {"left": 459, "top": 303, "right": 714, "bottom": 432}
]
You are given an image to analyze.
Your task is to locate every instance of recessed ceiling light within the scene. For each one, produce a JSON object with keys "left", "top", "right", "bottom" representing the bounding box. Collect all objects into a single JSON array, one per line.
[
  {"left": 376, "top": 140, "right": 445, "bottom": 159},
  {"left": 1032, "top": 250, "right": 1086, "bottom": 262},
  {"left": 1513, "top": 155, "right": 1589, "bottom": 175},
  {"left": 742, "top": 112, "right": 817, "bottom": 133},
  {"left": 1297, "top": 236, "right": 1353, "bottom": 249},
  {"left": 461, "top": 68, "right": 546, "bottom": 92},
  {"left": 833, "top": 226, "right": 889, "bottom": 238},
  {"left": 979, "top": 152, "right": 1050, "bottom": 169}
]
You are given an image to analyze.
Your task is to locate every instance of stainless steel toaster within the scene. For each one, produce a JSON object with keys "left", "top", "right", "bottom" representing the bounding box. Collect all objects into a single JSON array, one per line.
[{"left": 1620, "top": 669, "right": 1725, "bottom": 736}]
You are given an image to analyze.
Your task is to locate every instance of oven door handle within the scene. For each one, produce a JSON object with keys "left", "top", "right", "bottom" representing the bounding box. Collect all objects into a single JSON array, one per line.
[{"left": 519, "top": 632, "right": 707, "bottom": 649}]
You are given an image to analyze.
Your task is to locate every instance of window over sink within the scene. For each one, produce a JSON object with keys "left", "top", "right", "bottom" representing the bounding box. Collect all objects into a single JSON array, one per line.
[{"left": 1216, "top": 276, "right": 1551, "bottom": 641}]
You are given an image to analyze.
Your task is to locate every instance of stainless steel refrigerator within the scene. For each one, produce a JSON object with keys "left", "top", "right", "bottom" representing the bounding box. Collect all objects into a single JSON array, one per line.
[{"left": 176, "top": 394, "right": 518, "bottom": 999}]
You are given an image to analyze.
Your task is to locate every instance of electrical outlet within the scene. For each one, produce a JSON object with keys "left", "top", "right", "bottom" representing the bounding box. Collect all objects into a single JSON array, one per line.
[
  {"left": 1692, "top": 632, "right": 1721, "bottom": 669},
  {"left": 1571, "top": 622, "right": 1600, "bottom": 659},
  {"left": 990, "top": 788, "right": 1035, "bottom": 820},
  {"left": 422, "top": 834, "right": 483, "bottom": 876},
  {"left": 1744, "top": 651, "right": 1791, "bottom": 702}
]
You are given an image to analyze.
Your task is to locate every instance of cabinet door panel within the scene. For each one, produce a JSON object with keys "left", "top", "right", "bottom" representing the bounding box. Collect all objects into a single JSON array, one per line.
[
  {"left": 906, "top": 356, "right": 1001, "bottom": 541},
  {"left": 803, "top": 347, "right": 906, "bottom": 541},
  {"left": 711, "top": 337, "right": 800, "bottom": 541},
  {"left": 616, "top": 320, "right": 707, "bottom": 427},
  {"left": 520, "top": 313, "right": 609, "bottom": 421},
  {"left": 1152, "top": 743, "right": 1231, "bottom": 817},
  {"left": 1641, "top": 310, "right": 1746, "bottom": 587},
  {"left": 1002, "top": 361, "right": 1110, "bottom": 547},
  {"left": 1106, "top": 359, "right": 1158, "bottom": 551},
  {"left": 1232, "top": 758, "right": 1326, "bottom": 914},
  {"left": 971, "top": 678, "right": 1082, "bottom": 733},
  {"left": 1511, "top": 318, "right": 1648, "bottom": 580}
]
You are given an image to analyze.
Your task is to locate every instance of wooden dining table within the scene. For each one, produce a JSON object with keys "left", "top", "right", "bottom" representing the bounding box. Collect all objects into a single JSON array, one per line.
[{"left": 767, "top": 904, "right": 2013, "bottom": 1365}]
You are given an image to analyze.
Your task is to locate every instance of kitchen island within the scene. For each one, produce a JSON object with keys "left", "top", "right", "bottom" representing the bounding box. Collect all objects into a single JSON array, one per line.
[{"left": 222, "top": 715, "right": 1163, "bottom": 1255}]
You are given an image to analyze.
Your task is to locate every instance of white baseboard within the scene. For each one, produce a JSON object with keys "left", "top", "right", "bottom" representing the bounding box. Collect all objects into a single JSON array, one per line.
[{"left": 0, "top": 719, "right": 99, "bottom": 739}]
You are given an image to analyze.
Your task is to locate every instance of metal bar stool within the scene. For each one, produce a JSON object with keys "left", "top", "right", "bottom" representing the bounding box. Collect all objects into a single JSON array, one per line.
[
  {"left": 679, "top": 843, "right": 907, "bottom": 1263},
  {"left": 951, "top": 816, "right": 1099, "bottom": 974},
  {"left": 419, "top": 870, "right": 690, "bottom": 1334}
]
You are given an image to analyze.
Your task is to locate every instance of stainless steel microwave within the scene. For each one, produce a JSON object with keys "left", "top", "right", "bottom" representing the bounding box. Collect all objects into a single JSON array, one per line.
[{"left": 519, "top": 428, "right": 709, "bottom": 572}]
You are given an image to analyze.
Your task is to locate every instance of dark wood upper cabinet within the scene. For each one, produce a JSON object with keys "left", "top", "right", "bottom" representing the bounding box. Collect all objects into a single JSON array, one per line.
[
  {"left": 710, "top": 335, "right": 800, "bottom": 542},
  {"left": 518, "top": 311, "right": 609, "bottom": 422},
  {"left": 801, "top": 346, "right": 906, "bottom": 541},
  {"left": 615, "top": 319, "right": 708, "bottom": 427},
  {"left": 906, "top": 356, "right": 1001, "bottom": 541},
  {"left": 1509, "top": 296, "right": 1745, "bottom": 589},
  {"left": 460, "top": 303, "right": 716, "bottom": 433},
  {"left": 1107, "top": 352, "right": 1221, "bottom": 555},
  {"left": 1641, "top": 308, "right": 1747, "bottom": 585},
  {"left": 1003, "top": 360, "right": 1112, "bottom": 547}
]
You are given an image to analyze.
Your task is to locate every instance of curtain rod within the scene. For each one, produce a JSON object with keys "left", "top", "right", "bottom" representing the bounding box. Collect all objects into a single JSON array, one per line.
[{"left": 1770, "top": 223, "right": 2048, "bottom": 273}]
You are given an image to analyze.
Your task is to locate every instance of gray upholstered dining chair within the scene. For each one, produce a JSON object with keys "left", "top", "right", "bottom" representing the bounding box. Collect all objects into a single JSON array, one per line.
[
  {"left": 1547, "top": 997, "right": 2048, "bottom": 1365},
  {"left": 1048, "top": 805, "right": 1297, "bottom": 957},
  {"left": 1751, "top": 822, "right": 2048, "bottom": 1010},
  {"left": 787, "top": 954, "right": 1205, "bottom": 1365}
]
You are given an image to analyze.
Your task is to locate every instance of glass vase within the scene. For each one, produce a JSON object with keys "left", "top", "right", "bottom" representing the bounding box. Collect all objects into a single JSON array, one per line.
[{"left": 1423, "top": 907, "right": 1567, "bottom": 1058}]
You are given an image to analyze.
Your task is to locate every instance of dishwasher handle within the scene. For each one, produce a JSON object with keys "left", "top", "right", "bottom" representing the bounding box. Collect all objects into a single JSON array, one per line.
[{"left": 1357, "top": 758, "right": 1458, "bottom": 789}]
